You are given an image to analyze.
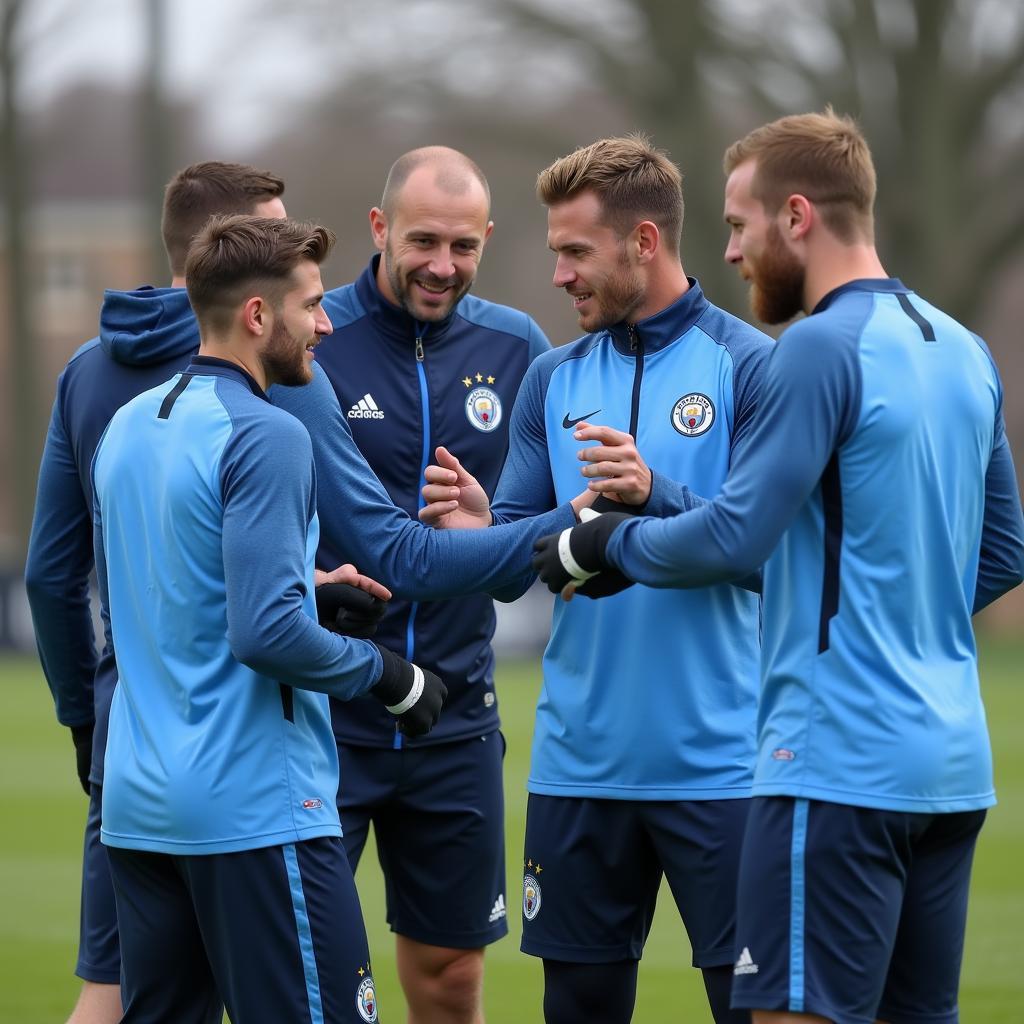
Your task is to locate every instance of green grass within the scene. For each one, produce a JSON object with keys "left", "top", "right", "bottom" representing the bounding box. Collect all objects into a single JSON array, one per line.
[{"left": 2, "top": 640, "right": 1023, "bottom": 1021}]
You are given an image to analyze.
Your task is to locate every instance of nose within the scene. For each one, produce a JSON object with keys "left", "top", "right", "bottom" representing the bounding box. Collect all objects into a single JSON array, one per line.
[
  {"left": 552, "top": 255, "right": 575, "bottom": 289},
  {"left": 316, "top": 307, "right": 333, "bottom": 336},
  {"left": 427, "top": 245, "right": 456, "bottom": 281},
  {"left": 724, "top": 232, "right": 741, "bottom": 266}
]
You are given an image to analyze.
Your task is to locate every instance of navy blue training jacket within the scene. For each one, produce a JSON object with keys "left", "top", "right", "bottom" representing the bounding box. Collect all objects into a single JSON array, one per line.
[{"left": 316, "top": 255, "right": 551, "bottom": 747}]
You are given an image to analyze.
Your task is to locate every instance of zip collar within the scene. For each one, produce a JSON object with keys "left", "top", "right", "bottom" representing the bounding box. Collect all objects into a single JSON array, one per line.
[
  {"left": 187, "top": 356, "right": 270, "bottom": 401},
  {"left": 812, "top": 278, "right": 908, "bottom": 316},
  {"left": 605, "top": 277, "right": 710, "bottom": 355},
  {"left": 353, "top": 254, "right": 460, "bottom": 346}
]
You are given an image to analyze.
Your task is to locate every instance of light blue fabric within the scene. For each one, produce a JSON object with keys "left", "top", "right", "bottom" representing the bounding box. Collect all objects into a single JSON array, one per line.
[
  {"left": 493, "top": 281, "right": 774, "bottom": 799},
  {"left": 609, "top": 280, "right": 1024, "bottom": 812},
  {"left": 94, "top": 361, "right": 383, "bottom": 854}
]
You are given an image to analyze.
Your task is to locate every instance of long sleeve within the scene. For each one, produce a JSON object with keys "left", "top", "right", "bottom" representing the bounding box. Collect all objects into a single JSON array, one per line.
[
  {"left": 25, "top": 389, "right": 97, "bottom": 727},
  {"left": 219, "top": 413, "right": 383, "bottom": 701},
  {"left": 972, "top": 401, "right": 1024, "bottom": 613},
  {"left": 607, "top": 320, "right": 858, "bottom": 588},
  {"left": 270, "top": 364, "right": 575, "bottom": 600}
]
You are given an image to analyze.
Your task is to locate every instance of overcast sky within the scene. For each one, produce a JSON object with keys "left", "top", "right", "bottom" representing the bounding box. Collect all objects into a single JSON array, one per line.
[{"left": 19, "top": 0, "right": 323, "bottom": 146}]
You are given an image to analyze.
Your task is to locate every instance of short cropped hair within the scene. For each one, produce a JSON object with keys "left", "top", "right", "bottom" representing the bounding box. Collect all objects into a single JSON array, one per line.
[
  {"left": 185, "top": 216, "right": 335, "bottom": 333},
  {"left": 162, "top": 162, "right": 285, "bottom": 276},
  {"left": 723, "top": 109, "right": 876, "bottom": 243},
  {"left": 380, "top": 146, "right": 490, "bottom": 218},
  {"left": 536, "top": 134, "right": 684, "bottom": 253}
]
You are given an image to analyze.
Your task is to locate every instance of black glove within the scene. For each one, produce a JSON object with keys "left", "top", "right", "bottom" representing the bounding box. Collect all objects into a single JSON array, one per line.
[
  {"left": 370, "top": 644, "right": 448, "bottom": 738},
  {"left": 532, "top": 508, "right": 634, "bottom": 599},
  {"left": 315, "top": 583, "right": 387, "bottom": 639},
  {"left": 70, "top": 722, "right": 93, "bottom": 796},
  {"left": 568, "top": 498, "right": 644, "bottom": 598}
]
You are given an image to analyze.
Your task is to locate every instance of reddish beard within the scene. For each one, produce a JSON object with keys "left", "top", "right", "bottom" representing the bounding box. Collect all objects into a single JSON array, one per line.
[{"left": 750, "top": 222, "right": 805, "bottom": 325}]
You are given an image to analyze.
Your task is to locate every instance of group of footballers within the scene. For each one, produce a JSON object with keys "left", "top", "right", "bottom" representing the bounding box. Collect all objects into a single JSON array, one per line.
[{"left": 26, "top": 108, "right": 1024, "bottom": 1024}]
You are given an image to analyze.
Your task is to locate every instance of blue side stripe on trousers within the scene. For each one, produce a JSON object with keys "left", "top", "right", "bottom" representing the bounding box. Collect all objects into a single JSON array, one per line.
[
  {"left": 284, "top": 843, "right": 325, "bottom": 1024},
  {"left": 789, "top": 799, "right": 809, "bottom": 1012}
]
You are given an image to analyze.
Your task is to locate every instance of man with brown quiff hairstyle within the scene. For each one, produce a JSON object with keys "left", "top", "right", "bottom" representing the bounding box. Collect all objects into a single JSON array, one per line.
[
  {"left": 536, "top": 133, "right": 684, "bottom": 254},
  {"left": 419, "top": 133, "right": 775, "bottom": 1024}
]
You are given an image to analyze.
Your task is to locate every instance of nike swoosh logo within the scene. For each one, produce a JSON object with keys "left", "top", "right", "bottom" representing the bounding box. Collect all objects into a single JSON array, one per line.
[{"left": 562, "top": 409, "right": 601, "bottom": 429}]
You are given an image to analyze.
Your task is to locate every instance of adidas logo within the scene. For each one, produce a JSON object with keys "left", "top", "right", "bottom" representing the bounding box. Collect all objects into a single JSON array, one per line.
[
  {"left": 734, "top": 946, "right": 759, "bottom": 976},
  {"left": 347, "top": 394, "right": 384, "bottom": 420},
  {"left": 488, "top": 894, "right": 506, "bottom": 923}
]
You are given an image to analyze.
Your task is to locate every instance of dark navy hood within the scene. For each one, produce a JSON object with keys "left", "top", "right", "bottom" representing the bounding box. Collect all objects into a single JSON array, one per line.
[{"left": 100, "top": 286, "right": 198, "bottom": 366}]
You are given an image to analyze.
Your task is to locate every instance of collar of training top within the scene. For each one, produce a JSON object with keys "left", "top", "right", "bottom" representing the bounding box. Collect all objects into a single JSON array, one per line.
[
  {"left": 187, "top": 356, "right": 270, "bottom": 401},
  {"left": 813, "top": 278, "right": 908, "bottom": 315},
  {"left": 606, "top": 277, "right": 711, "bottom": 356},
  {"left": 353, "top": 253, "right": 461, "bottom": 346}
]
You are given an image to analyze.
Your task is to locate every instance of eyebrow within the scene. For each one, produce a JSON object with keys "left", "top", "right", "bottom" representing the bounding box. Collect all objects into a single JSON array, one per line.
[{"left": 548, "top": 239, "right": 595, "bottom": 253}]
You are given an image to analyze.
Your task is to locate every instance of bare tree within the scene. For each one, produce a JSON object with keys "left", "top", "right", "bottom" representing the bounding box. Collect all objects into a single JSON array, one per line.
[
  {"left": 279, "top": 0, "right": 1024, "bottom": 328},
  {"left": 1, "top": 0, "right": 39, "bottom": 553}
]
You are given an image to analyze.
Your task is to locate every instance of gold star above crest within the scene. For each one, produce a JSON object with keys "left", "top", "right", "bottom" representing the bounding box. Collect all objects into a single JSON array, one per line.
[
  {"left": 536, "top": 863, "right": 543, "bottom": 873},
  {"left": 357, "top": 967, "right": 365, "bottom": 977},
  {"left": 462, "top": 376, "right": 473, "bottom": 387},
  {"left": 487, "top": 375, "right": 496, "bottom": 384},
  {"left": 526, "top": 858, "right": 533, "bottom": 868},
  {"left": 475, "top": 372, "right": 484, "bottom": 382}
]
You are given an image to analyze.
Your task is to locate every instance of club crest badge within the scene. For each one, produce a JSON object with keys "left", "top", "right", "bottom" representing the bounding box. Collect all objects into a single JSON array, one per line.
[
  {"left": 356, "top": 975, "right": 378, "bottom": 1022},
  {"left": 523, "top": 873, "right": 542, "bottom": 921},
  {"left": 671, "top": 393, "right": 715, "bottom": 437},
  {"left": 466, "top": 386, "right": 503, "bottom": 433}
]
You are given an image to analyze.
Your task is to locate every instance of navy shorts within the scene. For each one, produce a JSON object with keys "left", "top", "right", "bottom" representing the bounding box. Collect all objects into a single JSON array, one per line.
[
  {"left": 731, "top": 797, "right": 986, "bottom": 1024},
  {"left": 107, "top": 837, "right": 377, "bottom": 1024},
  {"left": 76, "top": 784, "right": 120, "bottom": 983},
  {"left": 337, "top": 732, "right": 507, "bottom": 949},
  {"left": 521, "top": 794, "right": 749, "bottom": 967}
]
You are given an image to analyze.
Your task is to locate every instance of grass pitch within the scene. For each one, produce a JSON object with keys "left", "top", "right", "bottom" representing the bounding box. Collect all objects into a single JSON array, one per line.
[{"left": 1, "top": 638, "right": 1022, "bottom": 1021}]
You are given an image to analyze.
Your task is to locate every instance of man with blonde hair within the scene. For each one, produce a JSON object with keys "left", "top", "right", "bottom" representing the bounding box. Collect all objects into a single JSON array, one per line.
[
  {"left": 422, "top": 134, "right": 773, "bottom": 1023},
  {"left": 533, "top": 110, "right": 1024, "bottom": 1023}
]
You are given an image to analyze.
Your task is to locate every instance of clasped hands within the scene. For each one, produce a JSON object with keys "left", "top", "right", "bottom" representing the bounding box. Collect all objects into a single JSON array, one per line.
[{"left": 419, "top": 421, "right": 646, "bottom": 601}]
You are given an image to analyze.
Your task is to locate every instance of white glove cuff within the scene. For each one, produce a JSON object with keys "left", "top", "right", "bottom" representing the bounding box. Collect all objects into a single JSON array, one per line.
[
  {"left": 558, "top": 527, "right": 599, "bottom": 582},
  {"left": 386, "top": 664, "right": 424, "bottom": 714}
]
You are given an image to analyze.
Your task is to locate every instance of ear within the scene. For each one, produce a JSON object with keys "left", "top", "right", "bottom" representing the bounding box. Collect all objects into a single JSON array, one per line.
[
  {"left": 482, "top": 220, "right": 495, "bottom": 247},
  {"left": 783, "top": 194, "right": 813, "bottom": 241},
  {"left": 242, "top": 295, "right": 271, "bottom": 337},
  {"left": 633, "top": 220, "right": 660, "bottom": 264},
  {"left": 369, "top": 207, "right": 388, "bottom": 252}
]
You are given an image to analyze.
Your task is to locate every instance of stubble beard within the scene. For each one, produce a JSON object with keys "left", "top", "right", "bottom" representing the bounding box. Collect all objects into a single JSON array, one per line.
[
  {"left": 580, "top": 249, "right": 645, "bottom": 332},
  {"left": 261, "top": 318, "right": 313, "bottom": 389},
  {"left": 384, "top": 241, "right": 473, "bottom": 323}
]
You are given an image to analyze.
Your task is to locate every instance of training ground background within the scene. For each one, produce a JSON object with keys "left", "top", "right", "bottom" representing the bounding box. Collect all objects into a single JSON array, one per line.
[{"left": 2, "top": 640, "right": 1022, "bottom": 1022}]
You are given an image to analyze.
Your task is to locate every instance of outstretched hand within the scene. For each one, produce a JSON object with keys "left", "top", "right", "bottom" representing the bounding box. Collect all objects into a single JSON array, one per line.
[
  {"left": 531, "top": 508, "right": 636, "bottom": 602},
  {"left": 419, "top": 446, "right": 492, "bottom": 529}
]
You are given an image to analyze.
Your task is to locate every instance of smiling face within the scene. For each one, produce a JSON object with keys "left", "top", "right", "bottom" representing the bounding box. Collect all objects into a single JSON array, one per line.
[
  {"left": 259, "top": 259, "right": 332, "bottom": 387},
  {"left": 370, "top": 165, "right": 493, "bottom": 323},
  {"left": 723, "top": 158, "right": 806, "bottom": 324},
  {"left": 546, "top": 190, "right": 645, "bottom": 333}
]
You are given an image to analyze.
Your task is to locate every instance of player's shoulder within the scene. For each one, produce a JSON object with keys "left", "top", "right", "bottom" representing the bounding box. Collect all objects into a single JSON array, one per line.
[
  {"left": 456, "top": 293, "right": 545, "bottom": 345},
  {"left": 693, "top": 299, "right": 774, "bottom": 364},
  {"left": 321, "top": 282, "right": 367, "bottom": 331},
  {"left": 526, "top": 330, "right": 603, "bottom": 380}
]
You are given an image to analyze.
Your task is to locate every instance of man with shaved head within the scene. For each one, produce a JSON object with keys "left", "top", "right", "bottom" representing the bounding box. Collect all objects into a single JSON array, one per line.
[{"left": 309, "top": 147, "right": 550, "bottom": 1023}]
